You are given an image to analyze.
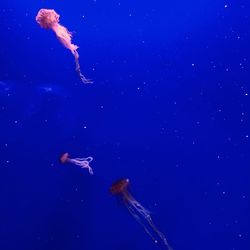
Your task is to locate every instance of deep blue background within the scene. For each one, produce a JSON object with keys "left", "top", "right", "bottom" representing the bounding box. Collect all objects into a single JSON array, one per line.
[{"left": 0, "top": 0, "right": 250, "bottom": 249}]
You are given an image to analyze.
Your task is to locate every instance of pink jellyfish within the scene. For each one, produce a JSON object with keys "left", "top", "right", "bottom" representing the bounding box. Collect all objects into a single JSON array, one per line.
[
  {"left": 35, "top": 9, "right": 92, "bottom": 84},
  {"left": 60, "top": 152, "right": 94, "bottom": 175}
]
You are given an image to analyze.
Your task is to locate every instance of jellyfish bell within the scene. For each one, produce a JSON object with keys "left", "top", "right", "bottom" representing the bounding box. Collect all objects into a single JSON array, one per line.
[
  {"left": 110, "top": 178, "right": 130, "bottom": 195},
  {"left": 59, "top": 152, "right": 70, "bottom": 164},
  {"left": 35, "top": 9, "right": 60, "bottom": 29}
]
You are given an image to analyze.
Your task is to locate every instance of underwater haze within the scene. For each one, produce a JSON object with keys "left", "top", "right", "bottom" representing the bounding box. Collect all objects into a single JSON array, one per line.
[{"left": 0, "top": 0, "right": 250, "bottom": 250}]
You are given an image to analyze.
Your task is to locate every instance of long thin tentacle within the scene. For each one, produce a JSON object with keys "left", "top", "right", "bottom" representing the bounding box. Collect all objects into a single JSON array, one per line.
[
  {"left": 126, "top": 196, "right": 173, "bottom": 250},
  {"left": 73, "top": 50, "right": 93, "bottom": 84}
]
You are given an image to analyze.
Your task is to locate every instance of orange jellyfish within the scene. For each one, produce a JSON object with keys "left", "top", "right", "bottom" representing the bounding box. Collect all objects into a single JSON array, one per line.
[
  {"left": 35, "top": 9, "right": 92, "bottom": 84},
  {"left": 60, "top": 152, "right": 94, "bottom": 175},
  {"left": 110, "top": 179, "right": 173, "bottom": 250}
]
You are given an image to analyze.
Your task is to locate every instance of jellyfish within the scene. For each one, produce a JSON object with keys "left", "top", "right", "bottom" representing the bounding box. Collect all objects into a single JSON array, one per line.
[
  {"left": 60, "top": 152, "right": 94, "bottom": 175},
  {"left": 35, "top": 9, "right": 92, "bottom": 84},
  {"left": 110, "top": 179, "right": 173, "bottom": 250}
]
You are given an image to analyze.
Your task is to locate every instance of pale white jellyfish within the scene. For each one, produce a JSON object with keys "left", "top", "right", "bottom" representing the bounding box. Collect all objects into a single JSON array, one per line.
[
  {"left": 35, "top": 8, "right": 92, "bottom": 84},
  {"left": 60, "top": 152, "right": 94, "bottom": 175}
]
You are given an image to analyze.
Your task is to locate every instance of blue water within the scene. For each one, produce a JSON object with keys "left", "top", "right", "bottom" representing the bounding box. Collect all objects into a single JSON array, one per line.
[{"left": 0, "top": 1, "right": 249, "bottom": 249}]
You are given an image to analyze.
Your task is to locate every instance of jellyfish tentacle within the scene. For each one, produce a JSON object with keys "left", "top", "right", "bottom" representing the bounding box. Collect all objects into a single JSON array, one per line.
[
  {"left": 147, "top": 219, "right": 174, "bottom": 250},
  {"left": 135, "top": 205, "right": 173, "bottom": 249},
  {"left": 69, "top": 159, "right": 87, "bottom": 166},
  {"left": 68, "top": 158, "right": 94, "bottom": 175},
  {"left": 80, "top": 161, "right": 93, "bottom": 173},
  {"left": 74, "top": 156, "right": 93, "bottom": 162},
  {"left": 124, "top": 193, "right": 151, "bottom": 218},
  {"left": 126, "top": 203, "right": 158, "bottom": 244},
  {"left": 73, "top": 51, "right": 93, "bottom": 84},
  {"left": 87, "top": 166, "right": 94, "bottom": 175},
  {"left": 132, "top": 200, "right": 151, "bottom": 218},
  {"left": 132, "top": 203, "right": 173, "bottom": 249},
  {"left": 85, "top": 156, "right": 93, "bottom": 162},
  {"left": 68, "top": 159, "right": 81, "bottom": 166},
  {"left": 124, "top": 192, "right": 173, "bottom": 250}
]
